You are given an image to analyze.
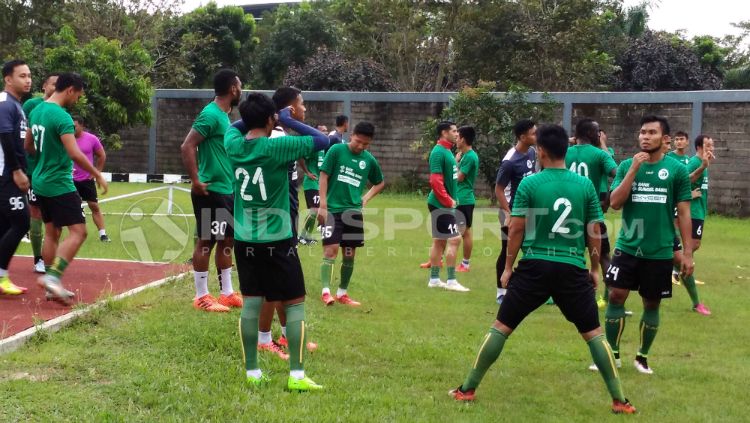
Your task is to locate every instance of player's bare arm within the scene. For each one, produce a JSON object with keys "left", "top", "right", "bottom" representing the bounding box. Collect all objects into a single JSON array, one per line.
[
  {"left": 586, "top": 221, "right": 602, "bottom": 289},
  {"left": 180, "top": 129, "right": 208, "bottom": 195},
  {"left": 317, "top": 171, "right": 329, "bottom": 225},
  {"left": 501, "top": 216, "right": 525, "bottom": 288}
]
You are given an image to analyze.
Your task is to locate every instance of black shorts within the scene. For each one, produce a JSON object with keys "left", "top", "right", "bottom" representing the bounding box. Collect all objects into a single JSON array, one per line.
[
  {"left": 498, "top": 259, "right": 599, "bottom": 334},
  {"left": 37, "top": 191, "right": 86, "bottom": 227},
  {"left": 606, "top": 249, "right": 673, "bottom": 300},
  {"left": 0, "top": 182, "right": 30, "bottom": 222},
  {"left": 599, "top": 222, "right": 610, "bottom": 256},
  {"left": 304, "top": 189, "right": 320, "bottom": 209},
  {"left": 321, "top": 210, "right": 364, "bottom": 248},
  {"left": 692, "top": 219, "right": 704, "bottom": 240},
  {"left": 74, "top": 179, "right": 98, "bottom": 203},
  {"left": 235, "top": 238, "right": 306, "bottom": 301},
  {"left": 191, "top": 191, "right": 234, "bottom": 241},
  {"left": 428, "top": 204, "right": 459, "bottom": 239},
  {"left": 456, "top": 204, "right": 475, "bottom": 229}
]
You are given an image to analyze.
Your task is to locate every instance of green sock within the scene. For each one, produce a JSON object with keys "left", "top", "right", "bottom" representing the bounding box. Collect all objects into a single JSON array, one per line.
[
  {"left": 321, "top": 258, "right": 335, "bottom": 290},
  {"left": 681, "top": 274, "right": 701, "bottom": 307},
  {"left": 638, "top": 308, "right": 660, "bottom": 356},
  {"left": 430, "top": 266, "right": 440, "bottom": 280},
  {"left": 30, "top": 218, "right": 43, "bottom": 260},
  {"left": 239, "top": 296, "right": 262, "bottom": 371},
  {"left": 588, "top": 334, "right": 625, "bottom": 401},
  {"left": 285, "top": 302, "right": 306, "bottom": 372},
  {"left": 604, "top": 303, "right": 626, "bottom": 356},
  {"left": 47, "top": 257, "right": 69, "bottom": 279},
  {"left": 302, "top": 212, "right": 318, "bottom": 236},
  {"left": 340, "top": 258, "right": 354, "bottom": 290},
  {"left": 447, "top": 266, "right": 456, "bottom": 280},
  {"left": 462, "top": 327, "right": 507, "bottom": 391}
]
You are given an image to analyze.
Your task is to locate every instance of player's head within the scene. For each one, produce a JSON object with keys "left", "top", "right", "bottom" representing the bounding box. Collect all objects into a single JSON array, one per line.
[
  {"left": 674, "top": 131, "right": 689, "bottom": 150},
  {"left": 335, "top": 114, "right": 349, "bottom": 131},
  {"left": 54, "top": 72, "right": 85, "bottom": 107},
  {"left": 638, "top": 115, "right": 669, "bottom": 154},
  {"left": 213, "top": 69, "right": 242, "bottom": 107},
  {"left": 41, "top": 72, "right": 59, "bottom": 98},
  {"left": 239, "top": 92, "right": 277, "bottom": 134},
  {"left": 535, "top": 124, "right": 568, "bottom": 163},
  {"left": 72, "top": 115, "right": 84, "bottom": 137},
  {"left": 2, "top": 59, "right": 32, "bottom": 97},
  {"left": 575, "top": 118, "right": 600, "bottom": 145},
  {"left": 514, "top": 119, "right": 537, "bottom": 146},
  {"left": 456, "top": 125, "right": 475, "bottom": 149},
  {"left": 316, "top": 123, "right": 328, "bottom": 133},
  {"left": 437, "top": 120, "right": 457, "bottom": 142},
  {"left": 273, "top": 86, "right": 304, "bottom": 121},
  {"left": 695, "top": 134, "right": 714, "bottom": 155},
  {"left": 349, "top": 121, "right": 375, "bottom": 154},
  {"left": 662, "top": 135, "right": 672, "bottom": 154}
]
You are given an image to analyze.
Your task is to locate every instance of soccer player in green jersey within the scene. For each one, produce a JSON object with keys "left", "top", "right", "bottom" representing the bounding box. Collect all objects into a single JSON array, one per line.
[
  {"left": 603, "top": 115, "right": 694, "bottom": 375},
  {"left": 180, "top": 69, "right": 243, "bottom": 312},
  {"left": 317, "top": 122, "right": 385, "bottom": 306},
  {"left": 666, "top": 131, "right": 691, "bottom": 166},
  {"left": 454, "top": 126, "right": 478, "bottom": 273},
  {"left": 566, "top": 119, "right": 617, "bottom": 308},
  {"left": 298, "top": 123, "right": 328, "bottom": 245},
  {"left": 22, "top": 72, "right": 57, "bottom": 274},
  {"left": 225, "top": 92, "right": 329, "bottom": 391},
  {"left": 449, "top": 124, "right": 635, "bottom": 415},
  {"left": 426, "top": 121, "right": 469, "bottom": 292},
  {"left": 24, "top": 72, "right": 109, "bottom": 305}
]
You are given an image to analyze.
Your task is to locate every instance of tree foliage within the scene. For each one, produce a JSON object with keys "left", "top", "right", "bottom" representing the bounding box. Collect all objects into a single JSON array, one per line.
[{"left": 283, "top": 47, "right": 395, "bottom": 91}]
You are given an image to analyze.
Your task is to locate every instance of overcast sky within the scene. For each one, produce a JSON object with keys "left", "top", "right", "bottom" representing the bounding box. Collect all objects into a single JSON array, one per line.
[{"left": 180, "top": 0, "right": 750, "bottom": 42}]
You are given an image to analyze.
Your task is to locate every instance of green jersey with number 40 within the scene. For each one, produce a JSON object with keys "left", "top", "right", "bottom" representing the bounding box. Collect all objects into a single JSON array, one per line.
[
  {"left": 319, "top": 143, "right": 383, "bottom": 213},
  {"left": 29, "top": 101, "right": 76, "bottom": 197},
  {"left": 687, "top": 155, "right": 708, "bottom": 220},
  {"left": 565, "top": 144, "right": 617, "bottom": 193},
  {"left": 224, "top": 126, "right": 314, "bottom": 242},
  {"left": 511, "top": 168, "right": 603, "bottom": 269},
  {"left": 611, "top": 156, "right": 692, "bottom": 259}
]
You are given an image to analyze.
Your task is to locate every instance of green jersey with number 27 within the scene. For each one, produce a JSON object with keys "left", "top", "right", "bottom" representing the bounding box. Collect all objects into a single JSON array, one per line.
[{"left": 29, "top": 101, "right": 76, "bottom": 197}]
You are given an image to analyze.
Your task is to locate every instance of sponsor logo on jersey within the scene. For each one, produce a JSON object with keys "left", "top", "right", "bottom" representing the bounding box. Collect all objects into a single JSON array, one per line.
[
  {"left": 658, "top": 169, "right": 669, "bottom": 180},
  {"left": 359, "top": 160, "right": 366, "bottom": 170}
]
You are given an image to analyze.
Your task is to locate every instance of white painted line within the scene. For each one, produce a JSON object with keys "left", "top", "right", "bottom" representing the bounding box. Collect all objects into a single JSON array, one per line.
[
  {"left": 0, "top": 271, "right": 190, "bottom": 354},
  {"left": 96, "top": 212, "right": 193, "bottom": 217},
  {"left": 95, "top": 186, "right": 170, "bottom": 204},
  {"left": 14, "top": 255, "right": 173, "bottom": 265}
]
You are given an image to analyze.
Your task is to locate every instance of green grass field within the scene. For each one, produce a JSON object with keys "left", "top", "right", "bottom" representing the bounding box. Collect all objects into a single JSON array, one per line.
[{"left": 2, "top": 183, "right": 749, "bottom": 422}]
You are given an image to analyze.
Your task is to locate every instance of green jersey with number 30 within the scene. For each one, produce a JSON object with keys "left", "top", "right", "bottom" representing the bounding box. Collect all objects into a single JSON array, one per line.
[
  {"left": 611, "top": 155, "right": 692, "bottom": 259},
  {"left": 192, "top": 101, "right": 232, "bottom": 195},
  {"left": 319, "top": 143, "right": 383, "bottom": 213},
  {"left": 511, "top": 168, "right": 603, "bottom": 269},
  {"left": 565, "top": 144, "right": 617, "bottom": 194},
  {"left": 224, "top": 126, "right": 314, "bottom": 242},
  {"left": 29, "top": 101, "right": 76, "bottom": 197}
]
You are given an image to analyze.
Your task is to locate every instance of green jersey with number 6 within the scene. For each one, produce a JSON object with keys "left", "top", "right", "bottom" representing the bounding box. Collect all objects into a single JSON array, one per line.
[
  {"left": 319, "top": 143, "right": 383, "bottom": 213},
  {"left": 302, "top": 149, "right": 325, "bottom": 191},
  {"left": 511, "top": 168, "right": 603, "bottom": 269},
  {"left": 565, "top": 144, "right": 617, "bottom": 193},
  {"left": 29, "top": 101, "right": 76, "bottom": 197},
  {"left": 687, "top": 155, "right": 708, "bottom": 220},
  {"left": 224, "top": 126, "right": 314, "bottom": 242},
  {"left": 611, "top": 156, "right": 692, "bottom": 259}
]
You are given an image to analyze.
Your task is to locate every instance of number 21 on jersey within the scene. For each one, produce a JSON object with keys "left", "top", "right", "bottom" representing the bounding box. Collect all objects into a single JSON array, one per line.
[{"left": 235, "top": 167, "right": 267, "bottom": 201}]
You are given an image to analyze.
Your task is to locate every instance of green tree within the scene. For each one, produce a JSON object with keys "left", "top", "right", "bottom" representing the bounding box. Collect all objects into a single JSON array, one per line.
[{"left": 283, "top": 47, "right": 395, "bottom": 91}]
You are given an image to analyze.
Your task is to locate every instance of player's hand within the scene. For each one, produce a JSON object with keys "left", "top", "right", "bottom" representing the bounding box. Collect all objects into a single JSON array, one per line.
[
  {"left": 451, "top": 200, "right": 458, "bottom": 209},
  {"left": 305, "top": 171, "right": 317, "bottom": 181},
  {"left": 589, "top": 271, "right": 600, "bottom": 289},
  {"left": 192, "top": 181, "right": 209, "bottom": 196},
  {"left": 691, "top": 188, "right": 702, "bottom": 199},
  {"left": 13, "top": 169, "right": 29, "bottom": 192},
  {"left": 95, "top": 173, "right": 109, "bottom": 195},
  {"left": 455, "top": 151, "right": 462, "bottom": 162},
  {"left": 703, "top": 150, "right": 715, "bottom": 168},
  {"left": 681, "top": 253, "right": 695, "bottom": 277},
  {"left": 361, "top": 196, "right": 369, "bottom": 208},
  {"left": 500, "top": 269, "right": 512, "bottom": 289},
  {"left": 317, "top": 207, "right": 328, "bottom": 226},
  {"left": 631, "top": 152, "right": 649, "bottom": 169}
]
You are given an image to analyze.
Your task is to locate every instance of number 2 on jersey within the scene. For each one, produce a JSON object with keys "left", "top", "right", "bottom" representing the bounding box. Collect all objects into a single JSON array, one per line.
[
  {"left": 551, "top": 197, "right": 572, "bottom": 234},
  {"left": 235, "top": 168, "right": 267, "bottom": 201}
]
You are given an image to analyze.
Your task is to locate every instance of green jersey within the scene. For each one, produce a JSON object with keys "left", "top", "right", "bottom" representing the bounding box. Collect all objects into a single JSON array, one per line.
[
  {"left": 456, "top": 149, "right": 479, "bottom": 206},
  {"left": 611, "top": 156, "right": 692, "bottom": 259},
  {"left": 22, "top": 96, "right": 44, "bottom": 175},
  {"left": 599, "top": 147, "right": 617, "bottom": 193},
  {"left": 192, "top": 102, "right": 232, "bottom": 194},
  {"left": 427, "top": 142, "right": 458, "bottom": 209},
  {"left": 666, "top": 151, "right": 690, "bottom": 166},
  {"left": 302, "top": 149, "right": 325, "bottom": 191},
  {"left": 511, "top": 168, "right": 603, "bottom": 269},
  {"left": 687, "top": 155, "right": 708, "bottom": 220},
  {"left": 565, "top": 144, "right": 617, "bottom": 194},
  {"left": 319, "top": 143, "right": 383, "bottom": 213},
  {"left": 29, "top": 102, "right": 76, "bottom": 197},
  {"left": 224, "top": 127, "right": 314, "bottom": 243}
]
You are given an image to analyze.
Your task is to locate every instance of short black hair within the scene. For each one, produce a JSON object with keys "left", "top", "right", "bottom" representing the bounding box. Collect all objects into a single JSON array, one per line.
[
  {"left": 335, "top": 115, "right": 349, "bottom": 126},
  {"left": 640, "top": 115, "right": 670, "bottom": 136},
  {"left": 2, "top": 59, "right": 27, "bottom": 78},
  {"left": 513, "top": 119, "right": 536, "bottom": 139},
  {"left": 436, "top": 120, "right": 455, "bottom": 137},
  {"left": 353, "top": 121, "right": 375, "bottom": 138},
  {"left": 239, "top": 92, "right": 276, "bottom": 130},
  {"left": 674, "top": 130, "right": 689, "bottom": 139},
  {"left": 536, "top": 124, "right": 569, "bottom": 160},
  {"left": 54, "top": 72, "right": 85, "bottom": 92},
  {"left": 575, "top": 118, "right": 599, "bottom": 145},
  {"left": 694, "top": 134, "right": 710, "bottom": 149},
  {"left": 213, "top": 69, "right": 239, "bottom": 96},
  {"left": 44, "top": 72, "right": 59, "bottom": 85},
  {"left": 272, "top": 86, "right": 301, "bottom": 111},
  {"left": 458, "top": 126, "right": 475, "bottom": 146},
  {"left": 71, "top": 114, "right": 84, "bottom": 124}
]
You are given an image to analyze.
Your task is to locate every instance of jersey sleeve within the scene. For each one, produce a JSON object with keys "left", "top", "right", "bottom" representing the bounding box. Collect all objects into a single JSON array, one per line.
[
  {"left": 266, "top": 135, "right": 314, "bottom": 163},
  {"left": 602, "top": 150, "right": 617, "bottom": 176},
  {"left": 610, "top": 160, "right": 629, "bottom": 191},
  {"left": 368, "top": 156, "right": 384, "bottom": 184},
  {"left": 510, "top": 179, "right": 530, "bottom": 217},
  {"left": 674, "top": 163, "right": 692, "bottom": 203},
  {"left": 0, "top": 100, "right": 16, "bottom": 133},
  {"left": 686, "top": 156, "right": 701, "bottom": 173},
  {"left": 496, "top": 160, "right": 512, "bottom": 186},
  {"left": 56, "top": 111, "right": 75, "bottom": 136},
  {"left": 320, "top": 143, "right": 339, "bottom": 175},
  {"left": 584, "top": 179, "right": 604, "bottom": 224},
  {"left": 191, "top": 109, "right": 215, "bottom": 139},
  {"left": 459, "top": 152, "right": 476, "bottom": 176},
  {"left": 428, "top": 148, "right": 444, "bottom": 174}
]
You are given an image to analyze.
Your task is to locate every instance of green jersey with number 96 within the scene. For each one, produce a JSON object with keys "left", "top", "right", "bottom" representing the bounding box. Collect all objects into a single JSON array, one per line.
[
  {"left": 29, "top": 101, "right": 76, "bottom": 197},
  {"left": 224, "top": 126, "right": 314, "bottom": 242},
  {"left": 511, "top": 168, "right": 604, "bottom": 269}
]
